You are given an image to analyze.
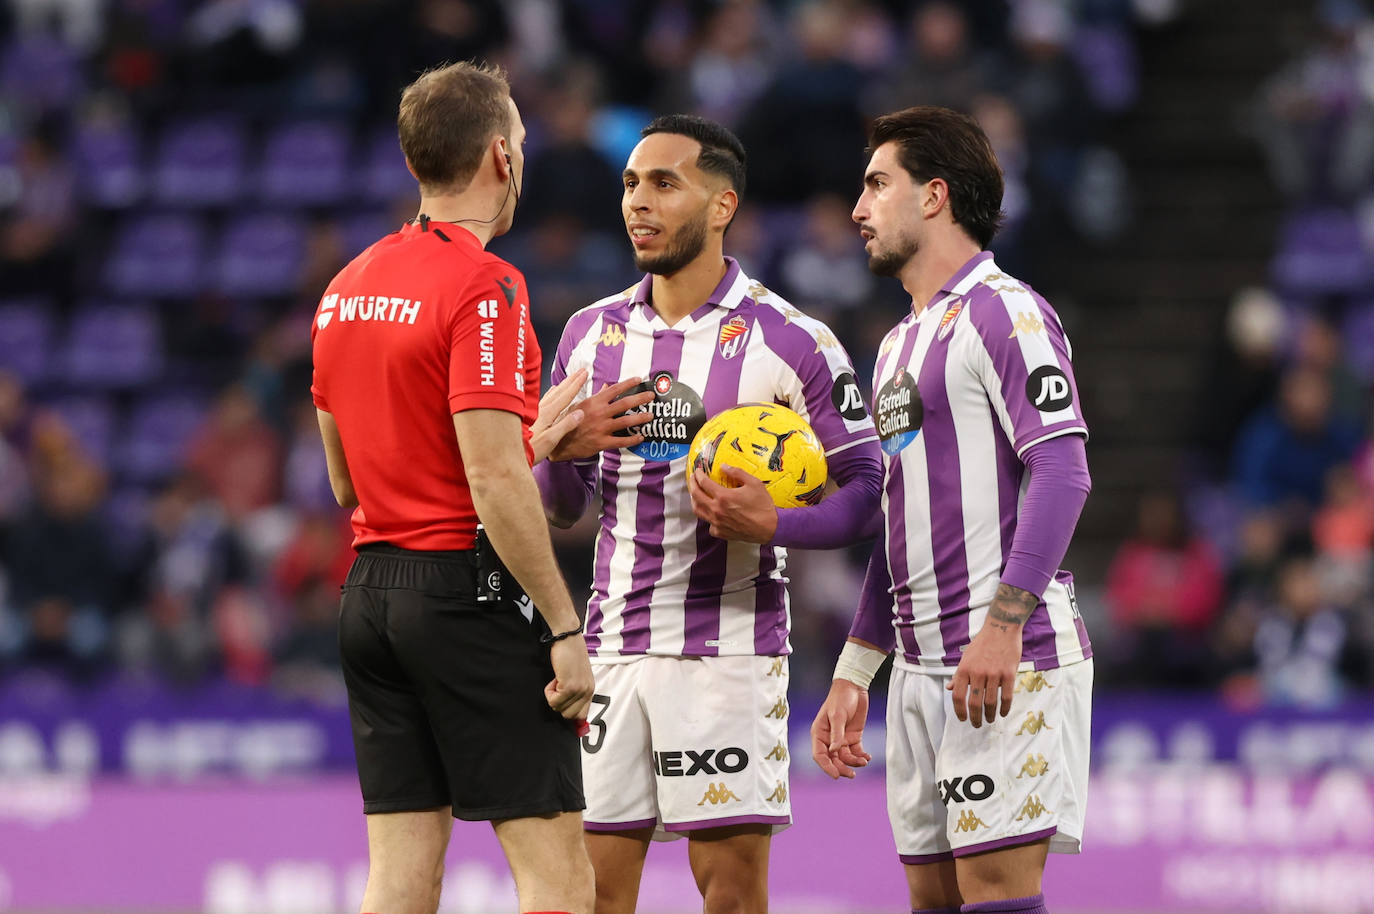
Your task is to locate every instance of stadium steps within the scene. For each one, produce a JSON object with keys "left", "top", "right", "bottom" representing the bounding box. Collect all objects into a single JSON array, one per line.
[{"left": 1053, "top": 0, "right": 1295, "bottom": 573}]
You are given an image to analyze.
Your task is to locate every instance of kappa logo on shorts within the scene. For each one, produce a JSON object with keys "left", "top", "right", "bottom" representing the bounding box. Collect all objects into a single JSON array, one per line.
[
  {"left": 766, "top": 658, "right": 786, "bottom": 677},
  {"left": 1016, "top": 795, "right": 1053, "bottom": 821},
  {"left": 766, "top": 781, "right": 787, "bottom": 803},
  {"left": 698, "top": 783, "right": 742, "bottom": 806},
  {"left": 765, "top": 697, "right": 788, "bottom": 719},
  {"left": 1015, "top": 671, "right": 1053, "bottom": 693},
  {"left": 953, "top": 810, "right": 988, "bottom": 833},
  {"left": 1017, "top": 754, "right": 1050, "bottom": 779},
  {"left": 1016, "top": 712, "right": 1053, "bottom": 735},
  {"left": 652, "top": 747, "right": 749, "bottom": 777},
  {"left": 764, "top": 741, "right": 788, "bottom": 761},
  {"left": 939, "top": 774, "right": 995, "bottom": 806}
]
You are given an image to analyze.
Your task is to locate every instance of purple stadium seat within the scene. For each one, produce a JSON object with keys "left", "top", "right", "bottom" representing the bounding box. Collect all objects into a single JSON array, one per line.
[
  {"left": 360, "top": 126, "right": 416, "bottom": 203},
  {"left": 43, "top": 396, "right": 117, "bottom": 465},
  {"left": 118, "top": 394, "right": 208, "bottom": 483},
  {"left": 0, "top": 299, "right": 56, "bottom": 385},
  {"left": 104, "top": 485, "right": 152, "bottom": 560},
  {"left": 104, "top": 214, "right": 206, "bottom": 298},
  {"left": 1072, "top": 26, "right": 1138, "bottom": 113},
  {"left": 1, "top": 35, "right": 82, "bottom": 115},
  {"left": 1271, "top": 208, "right": 1374, "bottom": 296},
  {"left": 1343, "top": 300, "right": 1374, "bottom": 382},
  {"left": 340, "top": 211, "right": 396, "bottom": 258},
  {"left": 151, "top": 117, "right": 247, "bottom": 207},
  {"left": 258, "top": 121, "right": 351, "bottom": 206},
  {"left": 213, "top": 212, "right": 306, "bottom": 297},
  {"left": 72, "top": 120, "right": 144, "bottom": 208},
  {"left": 62, "top": 303, "right": 164, "bottom": 389}
]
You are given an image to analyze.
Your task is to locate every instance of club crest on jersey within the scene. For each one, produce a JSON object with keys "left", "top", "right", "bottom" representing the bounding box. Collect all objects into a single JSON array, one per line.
[
  {"left": 937, "top": 299, "right": 964, "bottom": 341},
  {"left": 718, "top": 315, "right": 751, "bottom": 359}
]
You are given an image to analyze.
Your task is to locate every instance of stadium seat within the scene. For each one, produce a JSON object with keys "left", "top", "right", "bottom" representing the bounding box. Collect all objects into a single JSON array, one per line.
[
  {"left": 1342, "top": 299, "right": 1374, "bottom": 382},
  {"left": 359, "top": 125, "right": 416, "bottom": 204},
  {"left": 43, "top": 395, "right": 117, "bottom": 465},
  {"left": 151, "top": 117, "right": 247, "bottom": 207},
  {"left": 0, "top": 34, "right": 82, "bottom": 115},
  {"left": 213, "top": 211, "right": 306, "bottom": 297},
  {"left": 103, "top": 213, "right": 206, "bottom": 298},
  {"left": 1271, "top": 208, "right": 1374, "bottom": 296},
  {"left": 258, "top": 120, "right": 351, "bottom": 206},
  {"left": 118, "top": 394, "right": 208, "bottom": 483},
  {"left": 72, "top": 119, "right": 144, "bottom": 208},
  {"left": 0, "top": 299, "right": 56, "bottom": 386},
  {"left": 340, "top": 211, "right": 396, "bottom": 258},
  {"left": 61, "top": 302, "right": 164, "bottom": 390}
]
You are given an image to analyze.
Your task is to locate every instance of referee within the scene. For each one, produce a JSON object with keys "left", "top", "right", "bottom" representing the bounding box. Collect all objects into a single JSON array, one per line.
[{"left": 310, "top": 62, "right": 608, "bottom": 914}]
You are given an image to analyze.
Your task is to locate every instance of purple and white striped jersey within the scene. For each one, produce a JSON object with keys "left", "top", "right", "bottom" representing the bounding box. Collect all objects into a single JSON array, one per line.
[
  {"left": 554, "top": 258, "right": 877, "bottom": 658},
  {"left": 874, "top": 252, "right": 1092, "bottom": 672}
]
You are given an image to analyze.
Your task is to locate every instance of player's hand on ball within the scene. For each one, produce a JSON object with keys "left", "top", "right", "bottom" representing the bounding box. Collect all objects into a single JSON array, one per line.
[
  {"left": 546, "top": 634, "right": 595, "bottom": 721},
  {"left": 549, "top": 377, "right": 655, "bottom": 461},
  {"left": 689, "top": 465, "right": 779, "bottom": 543},
  {"left": 810, "top": 680, "right": 872, "bottom": 779}
]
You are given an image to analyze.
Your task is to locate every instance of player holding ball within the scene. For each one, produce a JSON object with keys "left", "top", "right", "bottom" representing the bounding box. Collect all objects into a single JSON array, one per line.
[{"left": 533, "top": 114, "right": 882, "bottom": 914}]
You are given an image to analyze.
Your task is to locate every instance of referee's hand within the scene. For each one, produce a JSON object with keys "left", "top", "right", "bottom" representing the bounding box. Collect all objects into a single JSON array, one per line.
[{"left": 546, "top": 635, "right": 595, "bottom": 721}]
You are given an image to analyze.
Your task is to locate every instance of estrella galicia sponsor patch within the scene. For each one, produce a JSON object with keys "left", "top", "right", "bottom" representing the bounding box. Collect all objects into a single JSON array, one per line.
[
  {"left": 613, "top": 372, "right": 706, "bottom": 461},
  {"left": 830, "top": 372, "right": 867, "bottom": 421},
  {"left": 874, "top": 367, "right": 923, "bottom": 455},
  {"left": 1026, "top": 365, "right": 1073, "bottom": 412}
]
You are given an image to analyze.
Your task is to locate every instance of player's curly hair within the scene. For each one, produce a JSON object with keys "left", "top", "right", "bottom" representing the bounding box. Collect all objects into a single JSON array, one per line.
[
  {"left": 398, "top": 60, "right": 512, "bottom": 193},
  {"left": 869, "top": 106, "right": 1005, "bottom": 249}
]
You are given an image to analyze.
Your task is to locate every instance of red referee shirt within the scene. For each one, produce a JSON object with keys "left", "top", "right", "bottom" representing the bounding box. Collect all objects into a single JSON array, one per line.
[{"left": 310, "top": 220, "right": 541, "bottom": 550}]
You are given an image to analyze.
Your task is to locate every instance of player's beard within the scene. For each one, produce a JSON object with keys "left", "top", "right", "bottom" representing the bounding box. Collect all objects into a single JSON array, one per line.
[
  {"left": 866, "top": 229, "right": 919, "bottom": 277},
  {"left": 634, "top": 207, "right": 709, "bottom": 276}
]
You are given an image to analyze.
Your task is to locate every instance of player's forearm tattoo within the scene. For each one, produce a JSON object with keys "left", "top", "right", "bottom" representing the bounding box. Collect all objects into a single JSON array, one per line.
[{"left": 987, "top": 583, "right": 1039, "bottom": 629}]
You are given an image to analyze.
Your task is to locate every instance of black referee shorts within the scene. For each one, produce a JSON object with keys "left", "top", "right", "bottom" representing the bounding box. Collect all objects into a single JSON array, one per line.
[{"left": 338, "top": 544, "right": 584, "bottom": 821}]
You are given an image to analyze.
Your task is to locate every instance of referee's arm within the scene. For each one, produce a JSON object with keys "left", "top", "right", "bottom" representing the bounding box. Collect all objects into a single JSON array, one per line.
[
  {"left": 317, "top": 408, "right": 358, "bottom": 508},
  {"left": 453, "top": 409, "right": 582, "bottom": 635}
]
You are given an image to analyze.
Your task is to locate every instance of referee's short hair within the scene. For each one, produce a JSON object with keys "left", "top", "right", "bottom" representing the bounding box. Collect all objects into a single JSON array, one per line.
[
  {"left": 869, "top": 106, "right": 1005, "bottom": 249},
  {"left": 641, "top": 114, "right": 747, "bottom": 198},
  {"left": 399, "top": 60, "right": 512, "bottom": 194}
]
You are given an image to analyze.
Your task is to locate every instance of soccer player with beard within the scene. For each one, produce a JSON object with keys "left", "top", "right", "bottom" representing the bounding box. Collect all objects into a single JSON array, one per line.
[
  {"left": 533, "top": 115, "right": 883, "bottom": 913},
  {"left": 810, "top": 106, "right": 1093, "bottom": 914}
]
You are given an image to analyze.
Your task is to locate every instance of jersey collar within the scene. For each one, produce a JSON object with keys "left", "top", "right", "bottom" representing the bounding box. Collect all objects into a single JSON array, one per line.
[{"left": 629, "top": 256, "right": 749, "bottom": 323}]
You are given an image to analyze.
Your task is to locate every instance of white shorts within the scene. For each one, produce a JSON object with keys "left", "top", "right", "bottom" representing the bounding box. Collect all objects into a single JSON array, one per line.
[
  {"left": 885, "top": 658, "right": 1093, "bottom": 862},
  {"left": 581, "top": 655, "right": 792, "bottom": 839}
]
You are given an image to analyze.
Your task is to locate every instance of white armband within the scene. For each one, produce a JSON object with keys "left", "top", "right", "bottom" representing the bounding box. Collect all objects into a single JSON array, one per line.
[{"left": 832, "top": 641, "right": 888, "bottom": 689}]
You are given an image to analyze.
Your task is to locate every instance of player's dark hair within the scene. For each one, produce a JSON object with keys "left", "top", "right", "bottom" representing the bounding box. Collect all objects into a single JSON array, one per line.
[
  {"left": 869, "top": 106, "right": 1005, "bottom": 248},
  {"left": 641, "top": 114, "right": 747, "bottom": 198},
  {"left": 398, "top": 60, "right": 512, "bottom": 193}
]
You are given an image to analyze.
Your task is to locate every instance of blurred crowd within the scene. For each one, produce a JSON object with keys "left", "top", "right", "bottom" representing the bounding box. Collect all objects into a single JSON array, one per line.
[
  {"left": 0, "top": 0, "right": 1176, "bottom": 697},
  {"left": 1100, "top": 0, "right": 1374, "bottom": 707}
]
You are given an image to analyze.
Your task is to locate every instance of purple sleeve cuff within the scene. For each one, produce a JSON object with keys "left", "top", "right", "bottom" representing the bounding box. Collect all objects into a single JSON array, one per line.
[
  {"left": 533, "top": 458, "right": 597, "bottom": 528},
  {"left": 848, "top": 538, "right": 897, "bottom": 651},
  {"left": 1000, "top": 434, "right": 1090, "bottom": 598},
  {"left": 768, "top": 441, "right": 883, "bottom": 549}
]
